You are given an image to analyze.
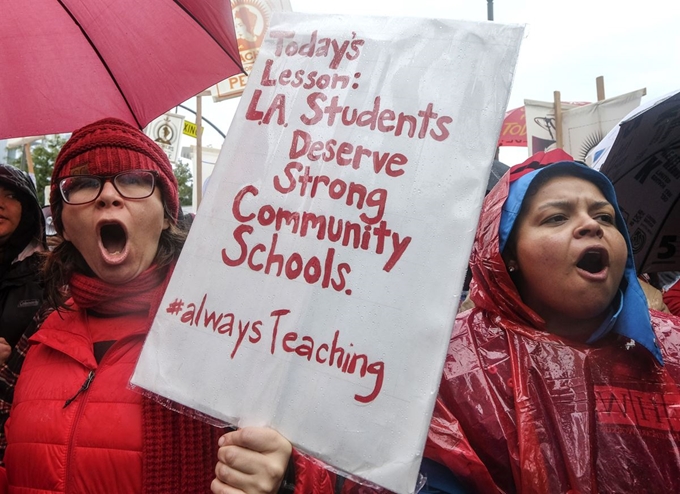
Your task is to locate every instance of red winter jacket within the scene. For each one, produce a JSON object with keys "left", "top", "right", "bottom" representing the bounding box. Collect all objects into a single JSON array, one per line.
[
  {"left": 424, "top": 165, "right": 680, "bottom": 493},
  {"left": 4, "top": 308, "right": 152, "bottom": 493}
]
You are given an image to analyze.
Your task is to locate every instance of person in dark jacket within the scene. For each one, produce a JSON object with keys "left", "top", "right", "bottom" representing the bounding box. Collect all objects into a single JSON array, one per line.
[
  {"left": 0, "top": 164, "right": 45, "bottom": 355},
  {"left": 0, "top": 164, "right": 46, "bottom": 461}
]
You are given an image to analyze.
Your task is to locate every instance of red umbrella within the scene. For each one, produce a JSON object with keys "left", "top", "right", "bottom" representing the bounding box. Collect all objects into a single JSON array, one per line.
[
  {"left": 497, "top": 106, "right": 526, "bottom": 147},
  {"left": 0, "top": 0, "right": 244, "bottom": 139}
]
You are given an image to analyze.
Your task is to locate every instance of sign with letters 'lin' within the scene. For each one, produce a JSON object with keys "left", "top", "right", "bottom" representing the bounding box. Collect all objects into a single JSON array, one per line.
[{"left": 132, "top": 13, "right": 523, "bottom": 493}]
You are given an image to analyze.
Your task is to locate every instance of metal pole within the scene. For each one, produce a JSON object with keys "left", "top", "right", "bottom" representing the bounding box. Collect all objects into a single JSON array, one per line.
[
  {"left": 554, "top": 91, "right": 563, "bottom": 149},
  {"left": 487, "top": 0, "right": 494, "bottom": 21},
  {"left": 196, "top": 94, "right": 203, "bottom": 209},
  {"left": 23, "top": 143, "right": 35, "bottom": 176},
  {"left": 596, "top": 76, "right": 606, "bottom": 101},
  {"left": 193, "top": 90, "right": 212, "bottom": 210}
]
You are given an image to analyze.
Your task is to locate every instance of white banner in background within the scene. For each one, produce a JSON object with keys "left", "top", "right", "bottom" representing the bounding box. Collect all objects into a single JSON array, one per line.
[
  {"left": 133, "top": 13, "right": 523, "bottom": 494},
  {"left": 562, "top": 88, "right": 645, "bottom": 162},
  {"left": 525, "top": 98, "right": 588, "bottom": 155}
]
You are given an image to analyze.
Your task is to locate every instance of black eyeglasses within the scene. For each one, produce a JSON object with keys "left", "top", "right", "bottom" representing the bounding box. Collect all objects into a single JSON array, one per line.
[{"left": 59, "top": 170, "right": 157, "bottom": 205}]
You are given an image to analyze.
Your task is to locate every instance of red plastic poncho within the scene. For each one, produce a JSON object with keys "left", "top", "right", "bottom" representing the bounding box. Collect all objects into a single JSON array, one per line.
[
  {"left": 424, "top": 165, "right": 680, "bottom": 493},
  {"left": 664, "top": 280, "right": 680, "bottom": 317}
]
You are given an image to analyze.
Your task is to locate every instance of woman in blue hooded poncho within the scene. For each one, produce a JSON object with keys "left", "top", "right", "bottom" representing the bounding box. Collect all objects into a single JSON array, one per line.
[{"left": 423, "top": 152, "right": 680, "bottom": 493}]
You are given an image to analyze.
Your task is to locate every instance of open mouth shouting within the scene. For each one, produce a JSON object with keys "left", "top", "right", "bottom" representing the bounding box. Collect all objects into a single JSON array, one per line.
[
  {"left": 576, "top": 247, "right": 610, "bottom": 279},
  {"left": 99, "top": 221, "right": 129, "bottom": 264}
]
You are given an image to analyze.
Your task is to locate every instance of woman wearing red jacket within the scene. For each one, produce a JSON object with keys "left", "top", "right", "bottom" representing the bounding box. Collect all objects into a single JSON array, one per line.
[
  {"left": 1, "top": 118, "right": 334, "bottom": 494},
  {"left": 425, "top": 153, "right": 680, "bottom": 493}
]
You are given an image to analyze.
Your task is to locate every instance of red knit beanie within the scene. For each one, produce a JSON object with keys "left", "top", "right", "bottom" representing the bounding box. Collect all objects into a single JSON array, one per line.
[{"left": 51, "top": 117, "right": 180, "bottom": 234}]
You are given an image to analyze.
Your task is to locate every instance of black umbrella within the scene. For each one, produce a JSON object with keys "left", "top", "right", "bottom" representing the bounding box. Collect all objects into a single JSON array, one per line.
[
  {"left": 487, "top": 160, "right": 509, "bottom": 194},
  {"left": 594, "top": 90, "right": 680, "bottom": 273}
]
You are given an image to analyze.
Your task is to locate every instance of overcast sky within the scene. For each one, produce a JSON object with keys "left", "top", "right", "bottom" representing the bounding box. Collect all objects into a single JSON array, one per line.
[{"left": 188, "top": 0, "right": 680, "bottom": 166}]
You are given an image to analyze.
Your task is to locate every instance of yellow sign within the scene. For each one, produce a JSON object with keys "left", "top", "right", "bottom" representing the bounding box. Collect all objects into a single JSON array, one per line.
[{"left": 183, "top": 121, "right": 202, "bottom": 138}]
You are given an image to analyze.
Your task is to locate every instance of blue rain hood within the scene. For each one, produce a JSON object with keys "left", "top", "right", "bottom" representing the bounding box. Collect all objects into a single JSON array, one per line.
[{"left": 498, "top": 161, "right": 663, "bottom": 365}]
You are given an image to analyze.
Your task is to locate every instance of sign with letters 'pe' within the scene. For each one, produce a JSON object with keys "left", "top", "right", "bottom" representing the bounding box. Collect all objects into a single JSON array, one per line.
[{"left": 132, "top": 13, "right": 523, "bottom": 494}]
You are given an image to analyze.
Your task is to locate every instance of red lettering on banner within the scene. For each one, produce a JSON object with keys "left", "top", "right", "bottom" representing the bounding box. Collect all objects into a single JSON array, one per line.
[
  {"left": 261, "top": 59, "right": 352, "bottom": 90},
  {"left": 268, "top": 310, "right": 385, "bottom": 403},
  {"left": 245, "top": 89, "right": 287, "bottom": 125},
  {"left": 228, "top": 184, "right": 411, "bottom": 282},
  {"left": 288, "top": 129, "right": 407, "bottom": 177},
  {"left": 301, "top": 93, "right": 451, "bottom": 141},
  {"left": 221, "top": 226, "right": 352, "bottom": 295},
  {"left": 269, "top": 30, "right": 365, "bottom": 70},
  {"left": 166, "top": 296, "right": 385, "bottom": 403},
  {"left": 501, "top": 122, "right": 526, "bottom": 137}
]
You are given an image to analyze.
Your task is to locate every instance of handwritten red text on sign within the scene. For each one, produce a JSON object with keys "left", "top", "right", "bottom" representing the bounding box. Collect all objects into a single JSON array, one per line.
[{"left": 166, "top": 294, "right": 384, "bottom": 402}]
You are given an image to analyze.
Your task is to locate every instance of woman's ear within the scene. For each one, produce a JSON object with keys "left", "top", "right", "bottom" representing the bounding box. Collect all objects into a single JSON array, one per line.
[{"left": 502, "top": 245, "right": 518, "bottom": 273}]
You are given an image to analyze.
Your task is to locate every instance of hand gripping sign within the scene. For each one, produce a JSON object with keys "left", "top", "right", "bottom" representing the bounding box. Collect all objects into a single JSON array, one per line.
[{"left": 132, "top": 13, "right": 523, "bottom": 493}]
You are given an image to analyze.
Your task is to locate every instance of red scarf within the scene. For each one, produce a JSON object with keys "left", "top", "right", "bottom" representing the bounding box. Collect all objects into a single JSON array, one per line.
[
  {"left": 70, "top": 263, "right": 224, "bottom": 494},
  {"left": 70, "top": 265, "right": 169, "bottom": 315}
]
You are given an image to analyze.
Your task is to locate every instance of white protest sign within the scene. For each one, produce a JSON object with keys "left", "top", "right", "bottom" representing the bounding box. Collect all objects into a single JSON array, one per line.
[{"left": 132, "top": 13, "right": 523, "bottom": 493}]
